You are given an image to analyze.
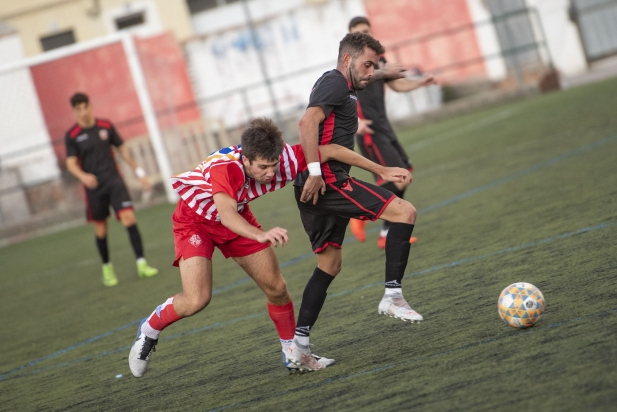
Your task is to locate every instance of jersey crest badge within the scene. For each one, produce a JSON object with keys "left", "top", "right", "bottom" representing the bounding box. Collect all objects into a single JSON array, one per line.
[
  {"left": 189, "top": 234, "right": 202, "bottom": 247},
  {"left": 99, "top": 129, "right": 109, "bottom": 140}
]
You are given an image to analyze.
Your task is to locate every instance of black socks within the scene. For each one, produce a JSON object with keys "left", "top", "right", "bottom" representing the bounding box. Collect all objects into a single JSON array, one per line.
[
  {"left": 95, "top": 236, "right": 109, "bottom": 264},
  {"left": 295, "top": 267, "right": 335, "bottom": 337},
  {"left": 127, "top": 224, "right": 144, "bottom": 259},
  {"left": 385, "top": 223, "right": 414, "bottom": 288}
]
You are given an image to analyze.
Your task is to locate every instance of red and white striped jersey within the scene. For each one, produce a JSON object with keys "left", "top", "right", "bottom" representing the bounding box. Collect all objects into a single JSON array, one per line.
[{"left": 171, "top": 143, "right": 306, "bottom": 222}]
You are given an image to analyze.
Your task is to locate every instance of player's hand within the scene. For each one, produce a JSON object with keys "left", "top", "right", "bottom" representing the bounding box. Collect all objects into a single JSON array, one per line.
[
  {"left": 379, "top": 167, "right": 412, "bottom": 184},
  {"left": 81, "top": 173, "right": 98, "bottom": 189},
  {"left": 420, "top": 73, "right": 437, "bottom": 86},
  {"left": 357, "top": 118, "right": 374, "bottom": 135},
  {"left": 140, "top": 177, "right": 152, "bottom": 192},
  {"left": 300, "top": 175, "right": 326, "bottom": 204},
  {"left": 256, "top": 227, "right": 289, "bottom": 247},
  {"left": 382, "top": 62, "right": 406, "bottom": 80}
]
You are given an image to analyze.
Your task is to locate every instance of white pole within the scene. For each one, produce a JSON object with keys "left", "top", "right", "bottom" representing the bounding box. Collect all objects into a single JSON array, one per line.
[
  {"left": 0, "top": 32, "right": 125, "bottom": 75},
  {"left": 121, "top": 34, "right": 178, "bottom": 204}
]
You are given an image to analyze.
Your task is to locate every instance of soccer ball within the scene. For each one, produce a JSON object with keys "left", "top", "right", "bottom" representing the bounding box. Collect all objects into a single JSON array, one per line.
[{"left": 497, "top": 282, "right": 546, "bottom": 329}]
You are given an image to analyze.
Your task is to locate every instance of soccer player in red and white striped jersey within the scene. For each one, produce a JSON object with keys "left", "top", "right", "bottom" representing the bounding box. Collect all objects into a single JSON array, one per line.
[
  {"left": 171, "top": 140, "right": 303, "bottom": 222},
  {"left": 128, "top": 118, "right": 411, "bottom": 377}
]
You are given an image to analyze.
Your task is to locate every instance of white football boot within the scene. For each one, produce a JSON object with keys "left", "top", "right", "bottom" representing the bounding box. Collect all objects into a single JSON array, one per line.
[
  {"left": 286, "top": 340, "right": 333, "bottom": 372},
  {"left": 378, "top": 293, "right": 424, "bottom": 323},
  {"left": 283, "top": 345, "right": 335, "bottom": 372},
  {"left": 129, "top": 319, "right": 158, "bottom": 378}
]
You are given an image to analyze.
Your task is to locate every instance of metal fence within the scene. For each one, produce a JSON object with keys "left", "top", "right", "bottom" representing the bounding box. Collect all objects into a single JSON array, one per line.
[{"left": 0, "top": 5, "right": 582, "bottom": 239}]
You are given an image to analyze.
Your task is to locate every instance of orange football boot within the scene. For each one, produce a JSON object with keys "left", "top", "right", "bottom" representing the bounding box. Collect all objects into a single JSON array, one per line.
[
  {"left": 350, "top": 218, "right": 367, "bottom": 242},
  {"left": 377, "top": 235, "right": 418, "bottom": 249}
]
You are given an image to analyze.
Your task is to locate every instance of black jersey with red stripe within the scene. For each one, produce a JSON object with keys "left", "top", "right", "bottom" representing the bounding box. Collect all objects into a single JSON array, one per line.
[
  {"left": 65, "top": 119, "right": 124, "bottom": 181},
  {"left": 356, "top": 56, "right": 398, "bottom": 142},
  {"left": 294, "top": 69, "right": 358, "bottom": 186}
]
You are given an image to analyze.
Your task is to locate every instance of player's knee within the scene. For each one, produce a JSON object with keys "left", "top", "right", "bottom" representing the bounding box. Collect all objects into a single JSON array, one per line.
[
  {"left": 391, "top": 199, "right": 416, "bottom": 224},
  {"left": 320, "top": 261, "right": 341, "bottom": 277},
  {"left": 185, "top": 293, "right": 211, "bottom": 315},
  {"left": 121, "top": 213, "right": 136, "bottom": 227},
  {"left": 405, "top": 201, "right": 417, "bottom": 224},
  {"left": 266, "top": 276, "right": 289, "bottom": 300}
]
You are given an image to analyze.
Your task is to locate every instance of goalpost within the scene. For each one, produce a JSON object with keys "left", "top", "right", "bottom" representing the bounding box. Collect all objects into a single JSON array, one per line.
[{"left": 0, "top": 31, "right": 178, "bottom": 204}]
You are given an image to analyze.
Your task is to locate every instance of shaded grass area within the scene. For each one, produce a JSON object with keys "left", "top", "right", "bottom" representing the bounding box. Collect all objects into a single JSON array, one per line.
[{"left": 1, "top": 77, "right": 616, "bottom": 411}]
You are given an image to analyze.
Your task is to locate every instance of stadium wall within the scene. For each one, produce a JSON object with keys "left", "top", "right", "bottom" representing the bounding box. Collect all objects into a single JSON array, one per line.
[
  {"left": 363, "top": 0, "right": 487, "bottom": 83},
  {"left": 0, "top": 30, "right": 60, "bottom": 186},
  {"left": 525, "top": 0, "right": 588, "bottom": 76},
  {"left": 29, "top": 31, "right": 201, "bottom": 165},
  {"left": 184, "top": 0, "right": 441, "bottom": 131}
]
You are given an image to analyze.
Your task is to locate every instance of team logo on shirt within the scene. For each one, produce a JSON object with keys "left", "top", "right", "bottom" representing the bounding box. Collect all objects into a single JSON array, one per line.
[
  {"left": 99, "top": 129, "right": 109, "bottom": 140},
  {"left": 189, "top": 234, "right": 202, "bottom": 247}
]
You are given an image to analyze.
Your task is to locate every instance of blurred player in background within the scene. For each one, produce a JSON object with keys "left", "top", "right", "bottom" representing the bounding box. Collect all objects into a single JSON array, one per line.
[
  {"left": 128, "top": 118, "right": 411, "bottom": 377},
  {"left": 65, "top": 93, "right": 158, "bottom": 287},
  {"left": 348, "top": 16, "right": 437, "bottom": 249},
  {"left": 289, "top": 33, "right": 423, "bottom": 370}
]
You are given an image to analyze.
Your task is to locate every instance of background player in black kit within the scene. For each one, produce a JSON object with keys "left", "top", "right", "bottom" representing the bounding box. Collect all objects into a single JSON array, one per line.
[
  {"left": 287, "top": 32, "right": 424, "bottom": 370},
  {"left": 65, "top": 93, "right": 158, "bottom": 287},
  {"left": 348, "top": 16, "right": 437, "bottom": 249}
]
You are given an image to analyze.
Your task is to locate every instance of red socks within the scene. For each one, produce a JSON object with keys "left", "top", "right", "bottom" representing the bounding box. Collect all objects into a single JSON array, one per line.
[
  {"left": 267, "top": 301, "right": 296, "bottom": 341},
  {"left": 142, "top": 298, "right": 294, "bottom": 342},
  {"left": 143, "top": 297, "right": 181, "bottom": 338}
]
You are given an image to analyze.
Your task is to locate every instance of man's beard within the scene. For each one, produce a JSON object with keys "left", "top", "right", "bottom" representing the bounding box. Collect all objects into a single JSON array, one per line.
[{"left": 349, "top": 60, "right": 369, "bottom": 90}]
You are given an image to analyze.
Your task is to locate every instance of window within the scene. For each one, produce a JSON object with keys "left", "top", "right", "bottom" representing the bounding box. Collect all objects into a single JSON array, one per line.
[
  {"left": 40, "top": 30, "right": 75, "bottom": 51},
  {"left": 115, "top": 12, "right": 146, "bottom": 30},
  {"left": 186, "top": 0, "right": 239, "bottom": 15},
  {"left": 187, "top": 0, "right": 219, "bottom": 14}
]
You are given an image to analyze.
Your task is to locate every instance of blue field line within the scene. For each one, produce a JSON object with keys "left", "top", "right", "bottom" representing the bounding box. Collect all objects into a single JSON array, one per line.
[
  {"left": 330, "top": 222, "right": 614, "bottom": 298},
  {"left": 0, "top": 275, "right": 256, "bottom": 381},
  {"left": 207, "top": 307, "right": 617, "bottom": 411},
  {"left": 0, "top": 313, "right": 270, "bottom": 382},
  {"left": 2, "top": 135, "right": 614, "bottom": 380},
  {"left": 0, "top": 319, "right": 141, "bottom": 381},
  {"left": 420, "top": 133, "right": 616, "bottom": 213},
  {"left": 1, "top": 221, "right": 612, "bottom": 382}
]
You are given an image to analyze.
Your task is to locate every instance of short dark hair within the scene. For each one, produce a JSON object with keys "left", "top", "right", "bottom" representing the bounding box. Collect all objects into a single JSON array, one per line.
[
  {"left": 70, "top": 92, "right": 89, "bottom": 107},
  {"left": 338, "top": 32, "right": 384, "bottom": 62},
  {"left": 240, "top": 117, "right": 284, "bottom": 162},
  {"left": 348, "top": 16, "right": 370, "bottom": 32}
]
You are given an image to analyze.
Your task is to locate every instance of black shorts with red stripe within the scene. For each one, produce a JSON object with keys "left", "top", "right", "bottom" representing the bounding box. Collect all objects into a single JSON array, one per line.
[
  {"left": 294, "top": 177, "right": 396, "bottom": 253},
  {"left": 355, "top": 134, "right": 413, "bottom": 186},
  {"left": 85, "top": 176, "right": 133, "bottom": 221}
]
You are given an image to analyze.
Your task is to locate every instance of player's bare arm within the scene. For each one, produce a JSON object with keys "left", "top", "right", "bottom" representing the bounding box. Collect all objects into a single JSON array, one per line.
[
  {"left": 387, "top": 73, "right": 437, "bottom": 92},
  {"left": 369, "top": 61, "right": 406, "bottom": 84},
  {"left": 117, "top": 143, "right": 151, "bottom": 191},
  {"left": 298, "top": 106, "right": 327, "bottom": 204},
  {"left": 66, "top": 156, "right": 98, "bottom": 189},
  {"left": 319, "top": 144, "right": 411, "bottom": 185},
  {"left": 213, "top": 192, "right": 289, "bottom": 247}
]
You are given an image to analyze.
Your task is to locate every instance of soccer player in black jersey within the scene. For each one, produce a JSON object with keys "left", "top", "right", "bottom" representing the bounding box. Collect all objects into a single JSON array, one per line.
[
  {"left": 65, "top": 93, "right": 158, "bottom": 287},
  {"left": 287, "top": 32, "right": 424, "bottom": 370},
  {"left": 348, "top": 16, "right": 437, "bottom": 249}
]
